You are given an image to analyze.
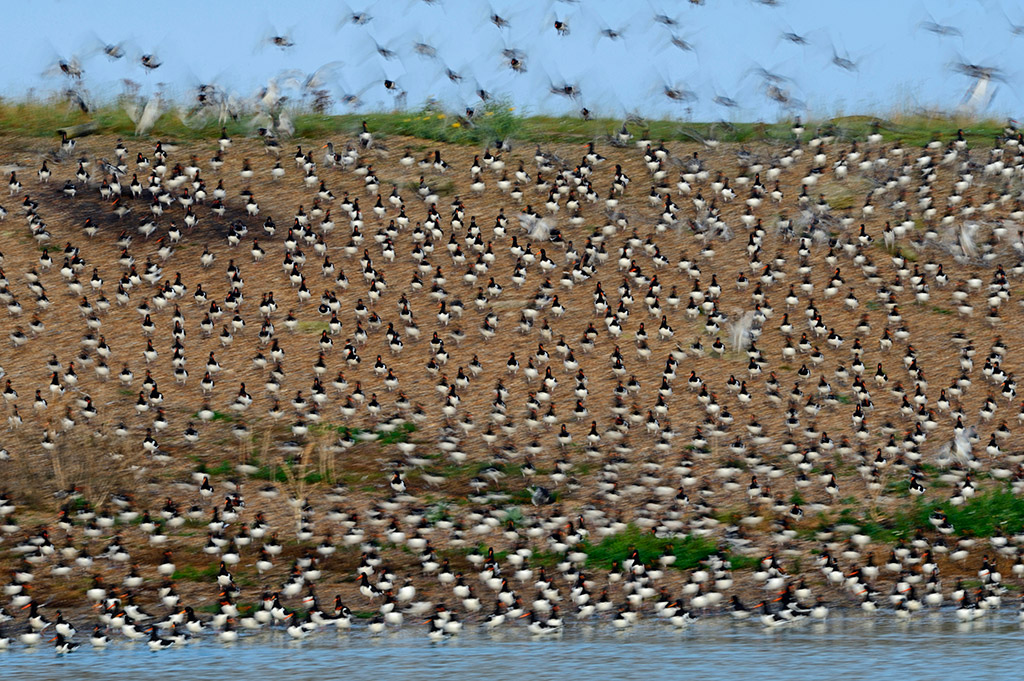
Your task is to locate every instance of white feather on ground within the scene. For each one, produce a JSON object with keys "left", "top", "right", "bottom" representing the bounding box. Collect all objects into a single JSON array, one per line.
[
  {"left": 957, "top": 222, "right": 978, "bottom": 261},
  {"left": 728, "top": 310, "right": 757, "bottom": 352},
  {"left": 937, "top": 426, "right": 976, "bottom": 466},
  {"left": 518, "top": 213, "right": 554, "bottom": 242},
  {"left": 944, "top": 222, "right": 980, "bottom": 262}
]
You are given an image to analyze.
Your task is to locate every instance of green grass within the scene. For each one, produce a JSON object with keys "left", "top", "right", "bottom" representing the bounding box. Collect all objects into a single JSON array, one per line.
[
  {"left": 517, "top": 112, "right": 1004, "bottom": 147},
  {"left": 726, "top": 554, "right": 762, "bottom": 571},
  {"left": 197, "top": 457, "right": 326, "bottom": 484},
  {"left": 196, "top": 460, "right": 234, "bottom": 477},
  {"left": 0, "top": 96, "right": 1007, "bottom": 148},
  {"left": 530, "top": 550, "right": 562, "bottom": 569},
  {"left": 885, "top": 479, "right": 912, "bottom": 496},
  {"left": 581, "top": 525, "right": 718, "bottom": 572},
  {"left": 816, "top": 113, "right": 1005, "bottom": 147},
  {"left": 502, "top": 506, "right": 524, "bottom": 526},
  {"left": 312, "top": 421, "right": 416, "bottom": 446},
  {"left": 0, "top": 97, "right": 523, "bottom": 145},
  {"left": 935, "top": 489, "right": 1024, "bottom": 536},
  {"left": 171, "top": 564, "right": 221, "bottom": 582},
  {"left": 842, "top": 488, "right": 1024, "bottom": 541},
  {"left": 424, "top": 502, "right": 451, "bottom": 525},
  {"left": 378, "top": 423, "right": 417, "bottom": 445}
]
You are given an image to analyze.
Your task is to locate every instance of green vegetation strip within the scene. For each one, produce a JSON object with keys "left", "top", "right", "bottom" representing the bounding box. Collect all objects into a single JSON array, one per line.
[
  {"left": 839, "top": 489, "right": 1024, "bottom": 542},
  {"left": 580, "top": 525, "right": 733, "bottom": 572},
  {"left": 0, "top": 97, "right": 1008, "bottom": 147}
]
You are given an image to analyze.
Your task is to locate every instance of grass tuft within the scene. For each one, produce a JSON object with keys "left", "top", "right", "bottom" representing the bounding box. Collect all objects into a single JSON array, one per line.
[
  {"left": 171, "top": 563, "right": 221, "bottom": 582},
  {"left": 311, "top": 421, "right": 416, "bottom": 446},
  {"left": 581, "top": 525, "right": 718, "bottom": 571},
  {"left": 726, "top": 554, "right": 762, "bottom": 571},
  {"left": 196, "top": 460, "right": 233, "bottom": 477},
  {"left": 842, "top": 488, "right": 1024, "bottom": 541}
]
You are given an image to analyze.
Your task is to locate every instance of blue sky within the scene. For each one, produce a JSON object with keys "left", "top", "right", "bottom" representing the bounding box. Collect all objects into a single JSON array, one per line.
[{"left": 1, "top": 0, "right": 1020, "bottom": 121}]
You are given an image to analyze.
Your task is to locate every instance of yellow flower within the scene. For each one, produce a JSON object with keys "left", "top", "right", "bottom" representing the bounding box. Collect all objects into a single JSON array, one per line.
[
  {"left": 437, "top": 114, "right": 446, "bottom": 119},
  {"left": 508, "top": 107, "right": 515, "bottom": 111},
  {"left": 484, "top": 111, "right": 494, "bottom": 117},
  {"left": 451, "top": 122, "right": 461, "bottom": 128}
]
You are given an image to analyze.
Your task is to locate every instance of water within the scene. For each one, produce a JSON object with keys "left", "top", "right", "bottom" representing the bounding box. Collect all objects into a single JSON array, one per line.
[{"left": 2, "top": 613, "right": 1022, "bottom": 680}]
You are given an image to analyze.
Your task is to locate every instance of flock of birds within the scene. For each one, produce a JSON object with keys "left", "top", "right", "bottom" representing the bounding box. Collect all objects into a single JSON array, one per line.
[
  {"left": 3, "top": 112, "right": 1024, "bottom": 652},
  {"left": 42, "top": 0, "right": 1017, "bottom": 139}
]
